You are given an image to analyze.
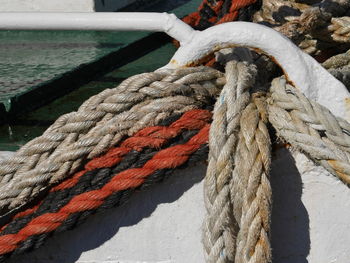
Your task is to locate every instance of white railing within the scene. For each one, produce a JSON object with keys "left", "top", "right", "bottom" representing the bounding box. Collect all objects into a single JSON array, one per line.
[{"left": 0, "top": 12, "right": 194, "bottom": 45}]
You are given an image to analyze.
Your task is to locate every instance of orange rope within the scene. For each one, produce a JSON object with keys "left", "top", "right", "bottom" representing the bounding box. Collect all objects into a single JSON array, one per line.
[{"left": 0, "top": 124, "right": 210, "bottom": 255}]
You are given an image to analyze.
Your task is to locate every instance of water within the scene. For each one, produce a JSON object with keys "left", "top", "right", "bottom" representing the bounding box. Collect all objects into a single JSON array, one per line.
[{"left": 0, "top": 0, "right": 202, "bottom": 150}]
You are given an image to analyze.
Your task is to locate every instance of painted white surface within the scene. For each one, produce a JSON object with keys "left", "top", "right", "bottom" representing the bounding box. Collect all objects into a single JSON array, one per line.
[
  {"left": 0, "top": 151, "right": 13, "bottom": 161},
  {"left": 164, "top": 21, "right": 350, "bottom": 121},
  {"left": 0, "top": 0, "right": 95, "bottom": 12},
  {"left": 0, "top": 12, "right": 194, "bottom": 45},
  {"left": 1, "top": 149, "right": 350, "bottom": 262}
]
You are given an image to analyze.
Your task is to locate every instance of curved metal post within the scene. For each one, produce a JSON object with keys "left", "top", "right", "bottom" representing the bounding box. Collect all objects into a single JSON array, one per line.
[{"left": 164, "top": 21, "right": 350, "bottom": 120}]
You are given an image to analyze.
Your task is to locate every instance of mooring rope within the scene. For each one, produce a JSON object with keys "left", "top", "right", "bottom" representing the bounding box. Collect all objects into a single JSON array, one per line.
[
  {"left": 268, "top": 77, "right": 350, "bottom": 185},
  {"left": 183, "top": 0, "right": 261, "bottom": 30},
  {"left": 0, "top": 67, "right": 224, "bottom": 217},
  {"left": 0, "top": 59, "right": 350, "bottom": 261},
  {"left": 254, "top": 0, "right": 350, "bottom": 57},
  {"left": 0, "top": 0, "right": 349, "bottom": 262},
  {"left": 323, "top": 49, "right": 350, "bottom": 88},
  {"left": 203, "top": 60, "right": 255, "bottom": 262},
  {"left": 0, "top": 110, "right": 211, "bottom": 259},
  {"left": 233, "top": 92, "right": 271, "bottom": 263}
]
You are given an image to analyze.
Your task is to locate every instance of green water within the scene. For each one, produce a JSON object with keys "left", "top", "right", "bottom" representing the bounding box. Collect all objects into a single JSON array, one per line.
[
  {"left": 0, "top": 0, "right": 201, "bottom": 103},
  {"left": 0, "top": 0, "right": 202, "bottom": 150},
  {"left": 0, "top": 30, "right": 147, "bottom": 102}
]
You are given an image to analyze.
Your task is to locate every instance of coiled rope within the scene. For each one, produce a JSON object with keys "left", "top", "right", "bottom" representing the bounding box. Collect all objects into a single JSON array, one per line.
[
  {"left": 1, "top": 56, "right": 350, "bottom": 262},
  {"left": 0, "top": 0, "right": 349, "bottom": 262},
  {"left": 253, "top": 0, "right": 350, "bottom": 57}
]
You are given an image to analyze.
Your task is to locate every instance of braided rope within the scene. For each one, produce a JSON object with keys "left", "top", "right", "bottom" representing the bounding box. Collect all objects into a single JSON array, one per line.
[
  {"left": 234, "top": 93, "right": 271, "bottom": 263},
  {"left": 202, "top": 60, "right": 256, "bottom": 262},
  {"left": 0, "top": 124, "right": 210, "bottom": 259},
  {"left": 268, "top": 77, "right": 350, "bottom": 185},
  {"left": 0, "top": 67, "right": 224, "bottom": 216}
]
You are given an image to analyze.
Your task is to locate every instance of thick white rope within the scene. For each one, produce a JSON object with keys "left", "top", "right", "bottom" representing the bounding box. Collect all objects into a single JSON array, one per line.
[{"left": 203, "top": 60, "right": 256, "bottom": 262}]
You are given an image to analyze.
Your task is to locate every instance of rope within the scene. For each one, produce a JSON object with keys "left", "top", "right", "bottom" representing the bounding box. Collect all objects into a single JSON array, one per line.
[
  {"left": 202, "top": 60, "right": 255, "bottom": 262},
  {"left": 253, "top": 0, "right": 350, "bottom": 57},
  {"left": 0, "top": 109, "right": 211, "bottom": 235},
  {"left": 0, "top": 0, "right": 349, "bottom": 258},
  {"left": 323, "top": 49, "right": 350, "bottom": 89},
  {"left": 268, "top": 77, "right": 350, "bottom": 185},
  {"left": 329, "top": 17, "right": 350, "bottom": 43},
  {"left": 0, "top": 67, "right": 224, "bottom": 217},
  {"left": 0, "top": 116, "right": 211, "bottom": 259},
  {"left": 203, "top": 55, "right": 272, "bottom": 262},
  {"left": 183, "top": 0, "right": 261, "bottom": 31},
  {"left": 1, "top": 58, "right": 350, "bottom": 262},
  {"left": 234, "top": 92, "right": 271, "bottom": 263}
]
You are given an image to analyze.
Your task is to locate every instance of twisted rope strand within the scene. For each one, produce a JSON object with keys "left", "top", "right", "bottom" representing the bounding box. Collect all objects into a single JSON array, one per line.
[
  {"left": 322, "top": 49, "right": 350, "bottom": 89},
  {"left": 1, "top": 143, "right": 209, "bottom": 258},
  {"left": 0, "top": 125, "right": 210, "bottom": 258},
  {"left": 203, "top": 60, "right": 257, "bottom": 262},
  {"left": 0, "top": 129, "right": 201, "bottom": 238},
  {"left": 0, "top": 68, "right": 224, "bottom": 216},
  {"left": 329, "top": 17, "right": 350, "bottom": 43},
  {"left": 234, "top": 93, "right": 271, "bottom": 263},
  {"left": 0, "top": 110, "right": 211, "bottom": 233},
  {"left": 183, "top": 0, "right": 259, "bottom": 30},
  {"left": 268, "top": 77, "right": 350, "bottom": 185},
  {"left": 253, "top": 0, "right": 350, "bottom": 56}
]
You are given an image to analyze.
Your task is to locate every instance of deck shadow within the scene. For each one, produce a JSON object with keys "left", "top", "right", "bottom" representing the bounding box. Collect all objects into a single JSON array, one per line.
[
  {"left": 7, "top": 163, "right": 207, "bottom": 263},
  {"left": 270, "top": 148, "right": 310, "bottom": 263}
]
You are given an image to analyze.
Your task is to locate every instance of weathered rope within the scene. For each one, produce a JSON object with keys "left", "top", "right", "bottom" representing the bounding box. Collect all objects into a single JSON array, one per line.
[
  {"left": 183, "top": 0, "right": 261, "bottom": 30},
  {"left": 0, "top": 0, "right": 348, "bottom": 261},
  {"left": 253, "top": 0, "right": 350, "bottom": 56},
  {"left": 0, "top": 67, "right": 224, "bottom": 217},
  {"left": 202, "top": 60, "right": 256, "bottom": 262},
  {"left": 202, "top": 55, "right": 272, "bottom": 263},
  {"left": 0, "top": 109, "right": 211, "bottom": 234},
  {"left": 3, "top": 110, "right": 211, "bottom": 234},
  {"left": 1, "top": 56, "right": 350, "bottom": 262},
  {"left": 268, "top": 77, "right": 350, "bottom": 185},
  {"left": 234, "top": 92, "right": 271, "bottom": 263},
  {"left": 329, "top": 16, "right": 350, "bottom": 43},
  {"left": 0, "top": 119, "right": 211, "bottom": 259},
  {"left": 323, "top": 49, "right": 350, "bottom": 89}
]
